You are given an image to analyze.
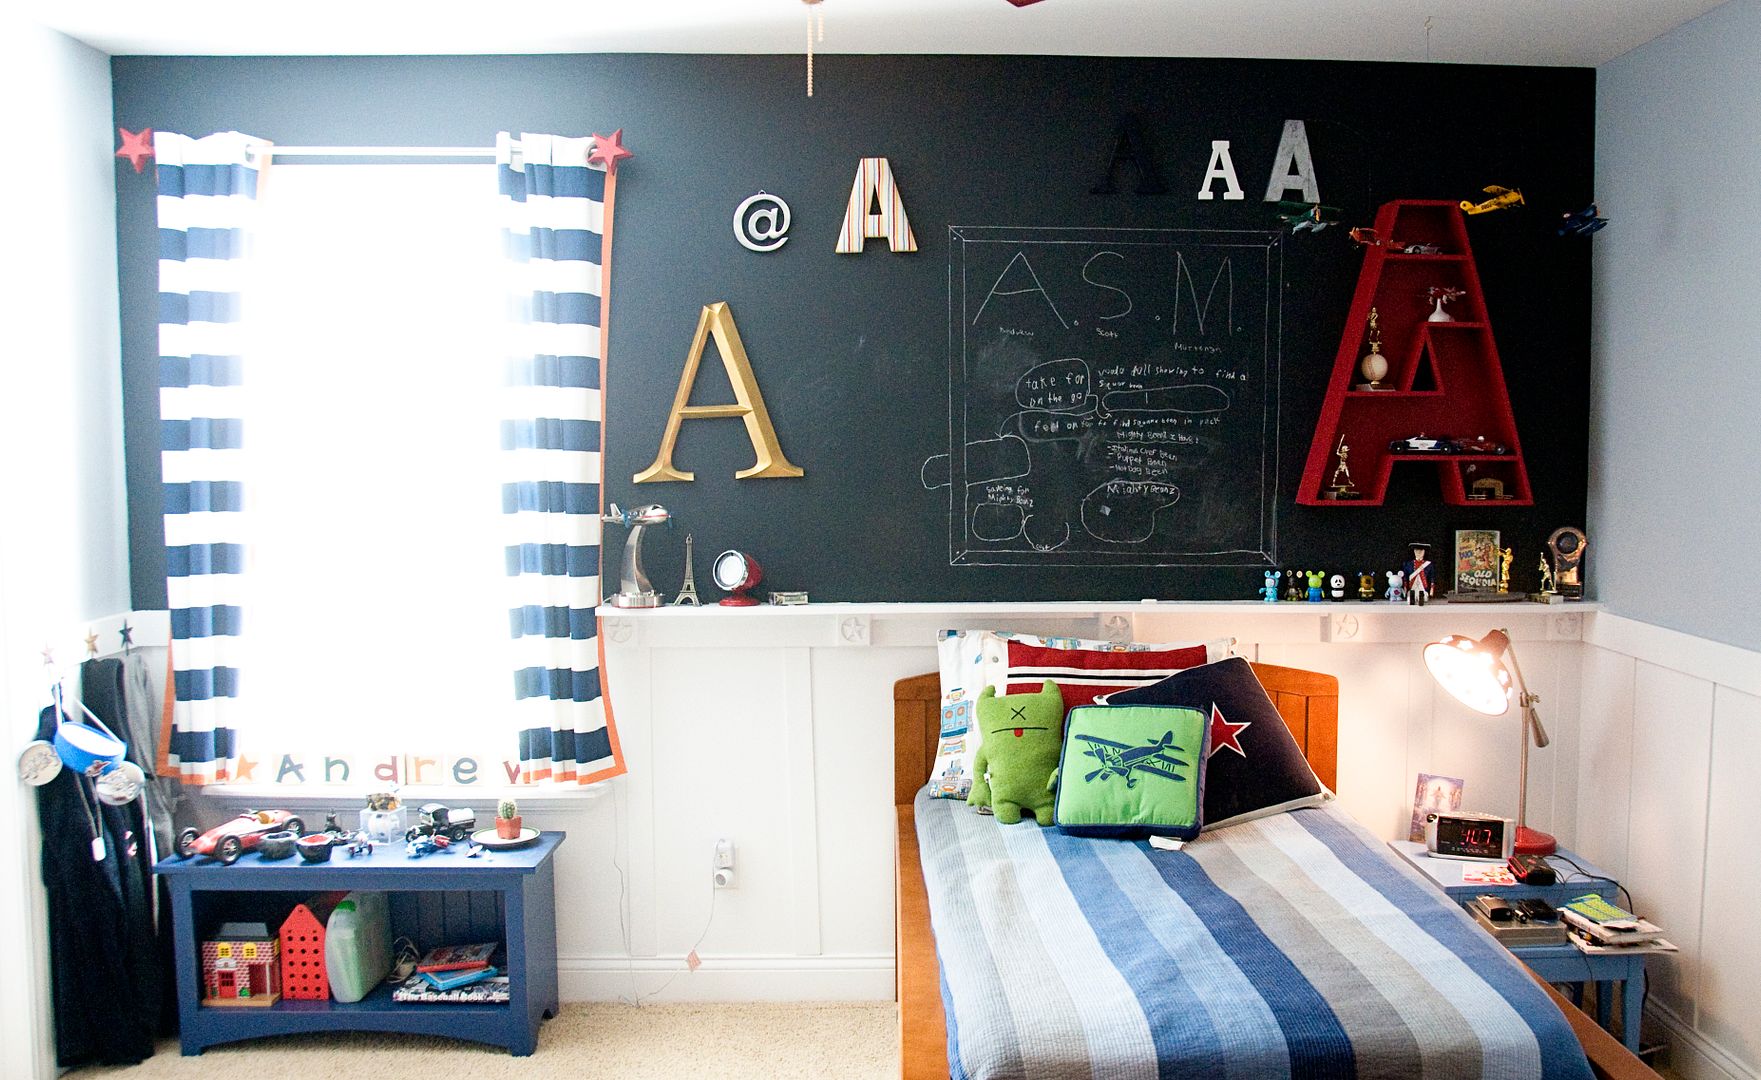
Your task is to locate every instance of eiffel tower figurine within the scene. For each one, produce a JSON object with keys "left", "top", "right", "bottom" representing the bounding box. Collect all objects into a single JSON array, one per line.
[{"left": 672, "top": 534, "right": 701, "bottom": 606}]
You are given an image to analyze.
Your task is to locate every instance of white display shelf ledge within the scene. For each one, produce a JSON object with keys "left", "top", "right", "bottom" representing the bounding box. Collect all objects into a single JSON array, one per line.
[{"left": 598, "top": 600, "right": 1600, "bottom": 650}]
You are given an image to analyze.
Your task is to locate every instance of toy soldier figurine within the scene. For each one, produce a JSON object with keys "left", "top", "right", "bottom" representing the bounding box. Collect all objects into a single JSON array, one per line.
[
  {"left": 1403, "top": 542, "right": 1434, "bottom": 606},
  {"left": 1499, "top": 547, "right": 1513, "bottom": 594}
]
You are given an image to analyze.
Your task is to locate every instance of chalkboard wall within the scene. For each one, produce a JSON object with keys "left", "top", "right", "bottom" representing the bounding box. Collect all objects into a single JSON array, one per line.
[{"left": 113, "top": 55, "right": 1593, "bottom": 605}]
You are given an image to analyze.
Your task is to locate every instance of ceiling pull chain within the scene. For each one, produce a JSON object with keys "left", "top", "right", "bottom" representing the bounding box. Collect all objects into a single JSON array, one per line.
[{"left": 805, "top": 0, "right": 824, "bottom": 98}]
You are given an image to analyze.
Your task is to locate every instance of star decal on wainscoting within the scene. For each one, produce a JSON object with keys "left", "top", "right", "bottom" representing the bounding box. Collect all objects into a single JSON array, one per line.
[
  {"left": 233, "top": 755, "right": 259, "bottom": 783},
  {"left": 588, "top": 129, "right": 633, "bottom": 173},
  {"left": 116, "top": 127, "right": 155, "bottom": 173},
  {"left": 1209, "top": 704, "right": 1251, "bottom": 758},
  {"left": 84, "top": 631, "right": 100, "bottom": 657}
]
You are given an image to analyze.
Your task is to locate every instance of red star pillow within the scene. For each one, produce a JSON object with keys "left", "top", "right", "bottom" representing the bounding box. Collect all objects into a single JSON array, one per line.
[{"left": 1103, "top": 656, "right": 1329, "bottom": 830}]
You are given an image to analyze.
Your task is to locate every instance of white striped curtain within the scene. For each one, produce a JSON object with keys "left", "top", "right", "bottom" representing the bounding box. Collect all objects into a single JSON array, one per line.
[
  {"left": 154, "top": 131, "right": 264, "bottom": 784},
  {"left": 498, "top": 133, "right": 626, "bottom": 786}
]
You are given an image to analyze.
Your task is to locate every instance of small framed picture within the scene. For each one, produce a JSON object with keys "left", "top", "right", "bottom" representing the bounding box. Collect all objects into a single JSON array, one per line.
[
  {"left": 1409, "top": 773, "right": 1465, "bottom": 842},
  {"left": 1454, "top": 529, "right": 1501, "bottom": 593}
]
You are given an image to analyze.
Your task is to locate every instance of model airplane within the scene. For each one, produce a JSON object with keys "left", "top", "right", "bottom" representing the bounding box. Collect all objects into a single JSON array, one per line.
[
  {"left": 1558, "top": 204, "right": 1609, "bottom": 236},
  {"left": 1074, "top": 731, "right": 1191, "bottom": 789},
  {"left": 1460, "top": 186, "right": 1525, "bottom": 215},
  {"left": 1275, "top": 201, "right": 1342, "bottom": 232}
]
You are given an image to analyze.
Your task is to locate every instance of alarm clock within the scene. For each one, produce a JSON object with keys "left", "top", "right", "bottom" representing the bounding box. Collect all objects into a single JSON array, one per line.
[
  {"left": 711, "top": 549, "right": 763, "bottom": 607},
  {"left": 1424, "top": 811, "right": 1514, "bottom": 861}
]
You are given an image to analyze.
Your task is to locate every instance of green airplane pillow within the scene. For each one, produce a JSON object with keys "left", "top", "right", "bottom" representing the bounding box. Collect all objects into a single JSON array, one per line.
[
  {"left": 1052, "top": 703, "right": 1209, "bottom": 840},
  {"left": 966, "top": 680, "right": 1065, "bottom": 826}
]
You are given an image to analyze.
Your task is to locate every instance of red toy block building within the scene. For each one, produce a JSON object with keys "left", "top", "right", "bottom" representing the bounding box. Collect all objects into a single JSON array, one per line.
[
  {"left": 202, "top": 931, "right": 280, "bottom": 1007},
  {"left": 279, "top": 895, "right": 345, "bottom": 1001}
]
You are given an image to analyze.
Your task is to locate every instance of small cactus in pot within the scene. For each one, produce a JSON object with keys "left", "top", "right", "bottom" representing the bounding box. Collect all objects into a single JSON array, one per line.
[{"left": 496, "top": 798, "right": 522, "bottom": 839}]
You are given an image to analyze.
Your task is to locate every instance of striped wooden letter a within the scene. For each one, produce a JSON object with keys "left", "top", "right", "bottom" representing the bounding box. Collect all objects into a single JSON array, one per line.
[{"left": 835, "top": 157, "right": 918, "bottom": 254}]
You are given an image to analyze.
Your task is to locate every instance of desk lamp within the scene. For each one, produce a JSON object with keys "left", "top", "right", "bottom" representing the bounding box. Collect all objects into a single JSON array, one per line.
[{"left": 1422, "top": 628, "right": 1556, "bottom": 855}]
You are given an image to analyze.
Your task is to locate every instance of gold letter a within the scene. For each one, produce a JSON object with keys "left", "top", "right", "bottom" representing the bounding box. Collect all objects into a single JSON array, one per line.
[{"left": 634, "top": 302, "right": 805, "bottom": 482}]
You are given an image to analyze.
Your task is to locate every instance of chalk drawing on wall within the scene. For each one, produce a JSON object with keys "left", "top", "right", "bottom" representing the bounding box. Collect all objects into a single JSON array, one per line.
[{"left": 922, "top": 226, "right": 1282, "bottom": 567}]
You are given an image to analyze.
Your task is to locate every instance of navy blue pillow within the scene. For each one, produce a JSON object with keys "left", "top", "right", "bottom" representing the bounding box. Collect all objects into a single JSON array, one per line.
[{"left": 1104, "top": 656, "right": 1328, "bottom": 830}]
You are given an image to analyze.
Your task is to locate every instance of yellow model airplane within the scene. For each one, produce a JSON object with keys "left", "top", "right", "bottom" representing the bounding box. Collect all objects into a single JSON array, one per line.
[{"left": 1460, "top": 186, "right": 1525, "bottom": 215}]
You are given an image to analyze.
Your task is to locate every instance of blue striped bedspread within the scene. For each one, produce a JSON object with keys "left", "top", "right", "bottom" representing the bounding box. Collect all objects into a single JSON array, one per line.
[{"left": 916, "top": 790, "right": 1595, "bottom": 1080}]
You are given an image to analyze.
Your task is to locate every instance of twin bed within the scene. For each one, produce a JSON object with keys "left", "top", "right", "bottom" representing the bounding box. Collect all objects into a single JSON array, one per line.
[{"left": 892, "top": 664, "right": 1656, "bottom": 1080}]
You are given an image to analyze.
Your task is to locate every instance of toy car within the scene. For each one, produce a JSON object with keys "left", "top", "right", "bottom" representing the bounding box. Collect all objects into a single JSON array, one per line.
[
  {"left": 1460, "top": 185, "right": 1524, "bottom": 215},
  {"left": 1460, "top": 435, "right": 1509, "bottom": 454},
  {"left": 1389, "top": 435, "right": 1464, "bottom": 454},
  {"left": 404, "top": 802, "right": 476, "bottom": 843},
  {"left": 405, "top": 834, "right": 453, "bottom": 858},
  {"left": 176, "top": 810, "right": 305, "bottom": 865},
  {"left": 1348, "top": 228, "right": 1445, "bottom": 255}
]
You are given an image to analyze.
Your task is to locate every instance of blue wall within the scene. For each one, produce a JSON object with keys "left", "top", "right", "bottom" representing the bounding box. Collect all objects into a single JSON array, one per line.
[{"left": 1592, "top": 0, "right": 1761, "bottom": 650}]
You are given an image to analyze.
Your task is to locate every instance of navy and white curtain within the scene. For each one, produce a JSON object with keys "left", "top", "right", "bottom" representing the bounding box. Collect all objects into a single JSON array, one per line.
[
  {"left": 154, "top": 131, "right": 265, "bottom": 784},
  {"left": 498, "top": 133, "right": 626, "bottom": 786}
]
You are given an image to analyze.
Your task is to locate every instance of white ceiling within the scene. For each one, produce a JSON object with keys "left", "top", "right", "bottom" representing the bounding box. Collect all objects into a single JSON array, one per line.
[{"left": 34, "top": 0, "right": 1723, "bottom": 67}]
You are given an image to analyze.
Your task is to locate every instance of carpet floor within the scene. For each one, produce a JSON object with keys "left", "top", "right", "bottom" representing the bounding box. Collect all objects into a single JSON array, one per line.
[{"left": 73, "top": 1002, "right": 898, "bottom": 1079}]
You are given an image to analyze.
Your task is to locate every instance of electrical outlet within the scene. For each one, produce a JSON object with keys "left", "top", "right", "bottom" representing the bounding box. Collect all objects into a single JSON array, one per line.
[{"left": 713, "top": 838, "right": 735, "bottom": 888}]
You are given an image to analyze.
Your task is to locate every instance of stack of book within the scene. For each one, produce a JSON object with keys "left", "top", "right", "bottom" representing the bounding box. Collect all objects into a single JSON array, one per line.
[
  {"left": 390, "top": 942, "right": 510, "bottom": 1003},
  {"left": 1468, "top": 897, "right": 1567, "bottom": 946},
  {"left": 1559, "top": 895, "right": 1677, "bottom": 956}
]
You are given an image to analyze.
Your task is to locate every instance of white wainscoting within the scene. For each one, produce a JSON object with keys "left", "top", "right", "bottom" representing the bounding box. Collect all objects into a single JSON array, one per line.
[
  {"left": 1578, "top": 612, "right": 1761, "bottom": 1080},
  {"left": 583, "top": 601, "right": 1589, "bottom": 1002}
]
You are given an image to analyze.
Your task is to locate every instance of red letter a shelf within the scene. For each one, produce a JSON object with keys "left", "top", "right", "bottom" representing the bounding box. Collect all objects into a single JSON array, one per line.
[{"left": 1299, "top": 200, "right": 1531, "bottom": 506}]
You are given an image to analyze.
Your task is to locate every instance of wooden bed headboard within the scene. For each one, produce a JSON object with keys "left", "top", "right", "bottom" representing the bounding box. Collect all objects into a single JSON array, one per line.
[{"left": 892, "top": 661, "right": 1339, "bottom": 807}]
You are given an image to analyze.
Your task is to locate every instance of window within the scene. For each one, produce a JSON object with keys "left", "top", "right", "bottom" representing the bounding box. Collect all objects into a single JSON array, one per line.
[{"left": 239, "top": 163, "right": 514, "bottom": 779}]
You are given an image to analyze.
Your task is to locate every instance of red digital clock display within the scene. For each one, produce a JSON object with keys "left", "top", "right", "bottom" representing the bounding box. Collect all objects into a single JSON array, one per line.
[{"left": 1435, "top": 816, "right": 1506, "bottom": 856}]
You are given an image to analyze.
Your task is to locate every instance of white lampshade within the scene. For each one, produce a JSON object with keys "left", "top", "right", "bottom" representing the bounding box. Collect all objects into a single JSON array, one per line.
[{"left": 1422, "top": 630, "right": 1514, "bottom": 716}]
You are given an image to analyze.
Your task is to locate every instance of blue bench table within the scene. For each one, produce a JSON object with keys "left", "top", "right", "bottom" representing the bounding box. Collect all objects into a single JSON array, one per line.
[
  {"left": 1389, "top": 840, "right": 1645, "bottom": 1053},
  {"left": 155, "top": 831, "right": 564, "bottom": 1056}
]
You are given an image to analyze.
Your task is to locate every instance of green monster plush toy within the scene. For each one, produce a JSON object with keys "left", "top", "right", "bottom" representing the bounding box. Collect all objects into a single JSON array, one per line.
[{"left": 966, "top": 680, "right": 1065, "bottom": 826}]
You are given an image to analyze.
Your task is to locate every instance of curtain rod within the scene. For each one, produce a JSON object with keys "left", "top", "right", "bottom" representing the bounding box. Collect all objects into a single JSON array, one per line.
[{"left": 258, "top": 146, "right": 499, "bottom": 158}]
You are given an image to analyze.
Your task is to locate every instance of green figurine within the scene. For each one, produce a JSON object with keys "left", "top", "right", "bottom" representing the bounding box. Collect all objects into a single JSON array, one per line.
[{"left": 967, "top": 680, "right": 1065, "bottom": 826}]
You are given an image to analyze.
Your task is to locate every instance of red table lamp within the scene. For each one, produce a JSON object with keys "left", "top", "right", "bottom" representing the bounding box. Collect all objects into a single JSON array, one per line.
[{"left": 1422, "top": 628, "right": 1556, "bottom": 855}]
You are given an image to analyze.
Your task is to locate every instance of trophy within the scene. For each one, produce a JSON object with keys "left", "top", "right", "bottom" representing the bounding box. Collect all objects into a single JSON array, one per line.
[
  {"left": 1355, "top": 307, "right": 1390, "bottom": 391},
  {"left": 1499, "top": 547, "right": 1513, "bottom": 595},
  {"left": 1547, "top": 527, "right": 1587, "bottom": 600},
  {"left": 1323, "top": 435, "right": 1361, "bottom": 500}
]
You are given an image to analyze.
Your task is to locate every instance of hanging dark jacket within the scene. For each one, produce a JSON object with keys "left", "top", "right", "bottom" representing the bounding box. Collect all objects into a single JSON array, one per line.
[{"left": 34, "top": 702, "right": 160, "bottom": 1066}]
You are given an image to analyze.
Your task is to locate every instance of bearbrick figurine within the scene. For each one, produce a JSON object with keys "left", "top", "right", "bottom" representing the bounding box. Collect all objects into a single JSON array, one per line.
[{"left": 967, "top": 680, "right": 1065, "bottom": 826}]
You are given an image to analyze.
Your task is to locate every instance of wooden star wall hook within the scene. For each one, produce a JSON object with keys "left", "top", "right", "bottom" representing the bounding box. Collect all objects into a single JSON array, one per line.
[
  {"left": 116, "top": 127, "right": 155, "bottom": 173},
  {"left": 588, "top": 129, "right": 632, "bottom": 174}
]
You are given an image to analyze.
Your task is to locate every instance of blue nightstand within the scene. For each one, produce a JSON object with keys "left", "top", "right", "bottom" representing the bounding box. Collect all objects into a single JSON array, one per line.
[{"left": 1390, "top": 841, "right": 1644, "bottom": 1052}]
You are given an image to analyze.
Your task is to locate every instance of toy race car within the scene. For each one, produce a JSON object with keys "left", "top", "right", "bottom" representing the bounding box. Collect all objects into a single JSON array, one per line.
[
  {"left": 176, "top": 809, "right": 305, "bottom": 865},
  {"left": 405, "top": 802, "right": 476, "bottom": 843},
  {"left": 1460, "top": 434, "right": 1509, "bottom": 454},
  {"left": 1389, "top": 434, "right": 1464, "bottom": 454}
]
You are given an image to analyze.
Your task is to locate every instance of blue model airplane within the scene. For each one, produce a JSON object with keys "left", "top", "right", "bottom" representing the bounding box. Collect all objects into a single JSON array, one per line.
[
  {"left": 1559, "top": 204, "right": 1609, "bottom": 236},
  {"left": 1074, "top": 731, "right": 1192, "bottom": 788}
]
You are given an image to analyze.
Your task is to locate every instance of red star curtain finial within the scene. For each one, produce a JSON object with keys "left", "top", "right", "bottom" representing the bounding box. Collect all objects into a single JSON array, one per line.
[
  {"left": 588, "top": 129, "right": 633, "bottom": 173},
  {"left": 116, "top": 127, "right": 155, "bottom": 173}
]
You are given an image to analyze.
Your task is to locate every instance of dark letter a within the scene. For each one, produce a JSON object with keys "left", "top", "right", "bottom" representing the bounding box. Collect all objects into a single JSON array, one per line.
[{"left": 1091, "top": 115, "right": 1167, "bottom": 195}]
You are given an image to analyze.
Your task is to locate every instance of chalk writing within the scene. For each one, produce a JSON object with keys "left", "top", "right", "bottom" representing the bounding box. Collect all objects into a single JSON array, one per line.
[{"left": 925, "top": 226, "right": 1282, "bottom": 566}]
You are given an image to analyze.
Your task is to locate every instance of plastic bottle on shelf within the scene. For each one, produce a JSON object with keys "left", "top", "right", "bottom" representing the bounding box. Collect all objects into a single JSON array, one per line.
[{"left": 324, "top": 891, "right": 391, "bottom": 1003}]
